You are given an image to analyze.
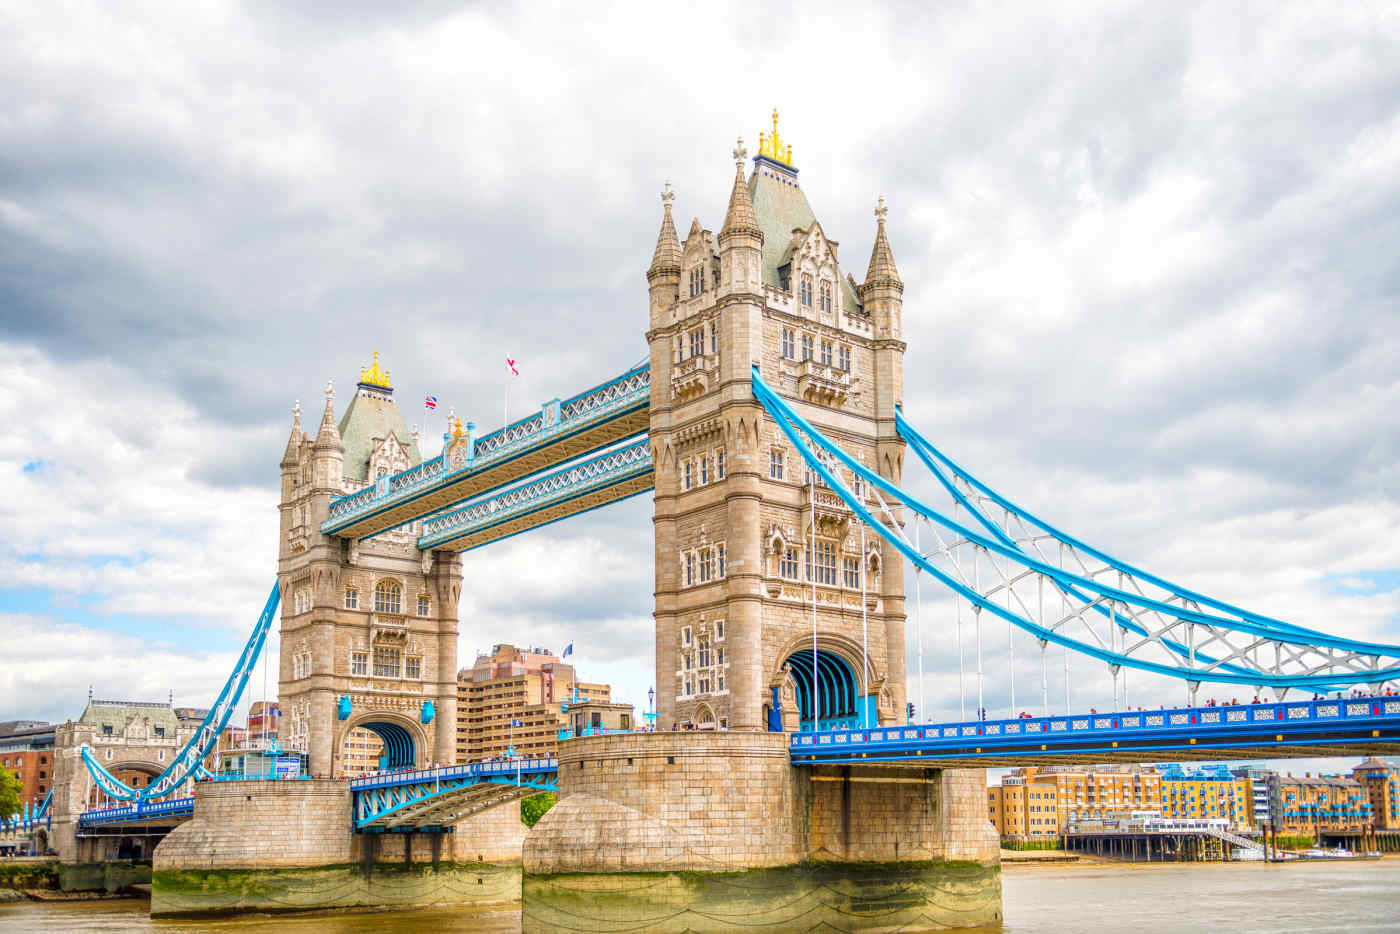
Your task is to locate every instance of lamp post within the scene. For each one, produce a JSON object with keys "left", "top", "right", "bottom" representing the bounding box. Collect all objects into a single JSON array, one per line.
[{"left": 647, "top": 687, "right": 655, "bottom": 731}]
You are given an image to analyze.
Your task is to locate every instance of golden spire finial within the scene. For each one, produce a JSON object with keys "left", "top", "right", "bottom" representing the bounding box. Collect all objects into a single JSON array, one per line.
[
  {"left": 359, "top": 350, "right": 392, "bottom": 389},
  {"left": 758, "top": 108, "right": 794, "bottom": 166}
]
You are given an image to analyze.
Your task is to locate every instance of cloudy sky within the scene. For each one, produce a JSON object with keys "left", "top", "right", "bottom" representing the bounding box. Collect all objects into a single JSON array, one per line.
[{"left": 2, "top": 1, "right": 1397, "bottom": 776}]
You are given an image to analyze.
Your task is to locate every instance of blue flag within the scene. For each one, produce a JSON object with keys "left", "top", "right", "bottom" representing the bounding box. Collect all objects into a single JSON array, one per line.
[{"left": 562, "top": 643, "right": 573, "bottom": 658}]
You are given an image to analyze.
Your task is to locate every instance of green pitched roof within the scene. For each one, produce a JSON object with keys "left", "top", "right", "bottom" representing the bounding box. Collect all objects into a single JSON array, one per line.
[
  {"left": 337, "top": 387, "right": 422, "bottom": 482},
  {"left": 80, "top": 701, "right": 179, "bottom": 736},
  {"left": 748, "top": 156, "right": 862, "bottom": 313}
]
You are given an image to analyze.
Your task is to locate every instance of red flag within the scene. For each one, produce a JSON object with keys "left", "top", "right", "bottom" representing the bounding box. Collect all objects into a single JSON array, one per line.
[{"left": 506, "top": 356, "right": 519, "bottom": 377}]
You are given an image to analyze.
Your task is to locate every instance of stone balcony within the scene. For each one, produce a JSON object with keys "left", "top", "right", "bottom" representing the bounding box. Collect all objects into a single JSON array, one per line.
[
  {"left": 795, "top": 359, "right": 850, "bottom": 406},
  {"left": 369, "top": 613, "right": 409, "bottom": 644},
  {"left": 671, "top": 352, "right": 719, "bottom": 402}
]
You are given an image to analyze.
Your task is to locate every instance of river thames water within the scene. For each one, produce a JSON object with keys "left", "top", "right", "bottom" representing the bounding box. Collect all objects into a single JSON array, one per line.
[{"left": 1, "top": 861, "right": 1397, "bottom": 933}]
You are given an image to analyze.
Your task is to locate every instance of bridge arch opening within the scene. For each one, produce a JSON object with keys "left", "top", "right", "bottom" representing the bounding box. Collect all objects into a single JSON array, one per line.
[
  {"left": 783, "top": 649, "right": 867, "bottom": 732},
  {"left": 339, "top": 714, "right": 424, "bottom": 774}
]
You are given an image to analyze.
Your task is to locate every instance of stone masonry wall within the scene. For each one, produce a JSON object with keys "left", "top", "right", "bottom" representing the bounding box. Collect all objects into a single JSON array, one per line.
[
  {"left": 525, "top": 732, "right": 802, "bottom": 873},
  {"left": 805, "top": 765, "right": 999, "bottom": 864},
  {"left": 154, "top": 780, "right": 353, "bottom": 870}
]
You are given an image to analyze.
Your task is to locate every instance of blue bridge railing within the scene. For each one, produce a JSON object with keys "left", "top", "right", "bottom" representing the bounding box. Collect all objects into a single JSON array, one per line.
[
  {"left": 79, "top": 797, "right": 194, "bottom": 828},
  {"left": 791, "top": 697, "right": 1400, "bottom": 763}
]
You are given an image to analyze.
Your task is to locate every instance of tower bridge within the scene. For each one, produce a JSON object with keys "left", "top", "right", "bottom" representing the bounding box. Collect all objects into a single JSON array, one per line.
[{"left": 32, "top": 114, "right": 1400, "bottom": 927}]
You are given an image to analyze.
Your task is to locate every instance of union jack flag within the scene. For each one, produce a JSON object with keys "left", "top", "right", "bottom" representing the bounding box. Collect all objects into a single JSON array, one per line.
[{"left": 424, "top": 394, "right": 437, "bottom": 409}]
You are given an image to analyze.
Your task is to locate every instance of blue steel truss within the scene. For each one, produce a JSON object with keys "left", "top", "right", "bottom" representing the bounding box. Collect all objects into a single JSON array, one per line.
[
  {"left": 751, "top": 367, "right": 1400, "bottom": 694},
  {"left": 791, "top": 697, "right": 1400, "bottom": 766},
  {"left": 78, "top": 582, "right": 281, "bottom": 802},
  {"left": 418, "top": 439, "right": 653, "bottom": 551},
  {"left": 323, "top": 364, "right": 650, "bottom": 536},
  {"left": 350, "top": 759, "right": 558, "bottom": 830}
]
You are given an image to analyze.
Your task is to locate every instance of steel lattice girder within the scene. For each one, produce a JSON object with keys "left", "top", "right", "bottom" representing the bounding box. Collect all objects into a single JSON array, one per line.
[
  {"left": 324, "top": 365, "right": 651, "bottom": 540},
  {"left": 751, "top": 368, "right": 1400, "bottom": 691},
  {"left": 354, "top": 776, "right": 556, "bottom": 830}
]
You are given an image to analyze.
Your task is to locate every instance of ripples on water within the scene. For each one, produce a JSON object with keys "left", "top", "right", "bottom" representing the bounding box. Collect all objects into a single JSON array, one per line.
[{"left": 2, "top": 862, "right": 1397, "bottom": 933}]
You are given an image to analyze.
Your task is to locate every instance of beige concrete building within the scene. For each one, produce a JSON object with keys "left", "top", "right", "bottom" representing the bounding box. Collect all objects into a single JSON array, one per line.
[
  {"left": 277, "top": 353, "right": 462, "bottom": 776},
  {"left": 988, "top": 765, "right": 1164, "bottom": 838},
  {"left": 646, "top": 117, "right": 907, "bottom": 733},
  {"left": 455, "top": 643, "right": 615, "bottom": 762}
]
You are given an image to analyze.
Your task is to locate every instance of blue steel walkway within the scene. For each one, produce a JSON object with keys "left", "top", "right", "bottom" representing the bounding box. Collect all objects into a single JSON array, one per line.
[
  {"left": 791, "top": 698, "right": 1400, "bottom": 767},
  {"left": 78, "top": 797, "right": 194, "bottom": 830}
]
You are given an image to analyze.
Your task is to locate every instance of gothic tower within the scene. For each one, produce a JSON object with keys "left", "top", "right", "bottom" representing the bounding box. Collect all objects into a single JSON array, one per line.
[
  {"left": 278, "top": 354, "right": 462, "bottom": 776},
  {"left": 648, "top": 114, "right": 908, "bottom": 732}
]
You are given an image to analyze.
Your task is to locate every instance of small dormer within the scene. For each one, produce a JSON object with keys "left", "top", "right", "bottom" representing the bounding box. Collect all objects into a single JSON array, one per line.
[
  {"left": 680, "top": 220, "right": 715, "bottom": 304},
  {"left": 785, "top": 221, "right": 842, "bottom": 319}
]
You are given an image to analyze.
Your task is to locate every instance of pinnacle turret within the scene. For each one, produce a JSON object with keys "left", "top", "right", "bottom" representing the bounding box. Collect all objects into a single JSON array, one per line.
[
  {"left": 719, "top": 137, "right": 761, "bottom": 244},
  {"left": 281, "top": 399, "right": 304, "bottom": 468},
  {"left": 864, "top": 196, "right": 902, "bottom": 291},
  {"left": 312, "top": 380, "right": 344, "bottom": 453},
  {"left": 647, "top": 182, "right": 682, "bottom": 282}
]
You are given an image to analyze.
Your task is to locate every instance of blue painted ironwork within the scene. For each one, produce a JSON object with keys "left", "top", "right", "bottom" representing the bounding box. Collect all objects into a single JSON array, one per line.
[
  {"left": 337, "top": 695, "right": 352, "bottom": 720},
  {"left": 2, "top": 788, "right": 51, "bottom": 833},
  {"left": 350, "top": 758, "right": 558, "bottom": 830},
  {"left": 358, "top": 721, "right": 415, "bottom": 770},
  {"left": 78, "top": 796, "right": 194, "bottom": 829},
  {"left": 751, "top": 367, "right": 1400, "bottom": 691},
  {"left": 790, "top": 697, "right": 1400, "bottom": 765},
  {"left": 417, "top": 438, "right": 653, "bottom": 551},
  {"left": 78, "top": 582, "right": 281, "bottom": 802},
  {"left": 323, "top": 364, "right": 651, "bottom": 535},
  {"left": 784, "top": 649, "right": 862, "bottom": 731},
  {"left": 421, "top": 700, "right": 435, "bottom": 724}
]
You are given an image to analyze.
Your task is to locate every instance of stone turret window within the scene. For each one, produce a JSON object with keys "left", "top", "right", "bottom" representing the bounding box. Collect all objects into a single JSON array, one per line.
[
  {"left": 689, "top": 328, "right": 704, "bottom": 358},
  {"left": 800, "top": 273, "right": 813, "bottom": 307},
  {"left": 820, "top": 339, "right": 833, "bottom": 366},
  {"left": 716, "top": 448, "right": 726, "bottom": 479},
  {"left": 374, "top": 580, "right": 401, "bottom": 615},
  {"left": 806, "top": 540, "right": 838, "bottom": 585},
  {"left": 782, "top": 328, "right": 795, "bottom": 359},
  {"left": 700, "top": 456, "right": 709, "bottom": 484},
  {"left": 780, "top": 548, "right": 800, "bottom": 579},
  {"left": 416, "top": 594, "right": 430, "bottom": 617},
  {"left": 689, "top": 267, "right": 704, "bottom": 297},
  {"left": 405, "top": 656, "right": 422, "bottom": 679},
  {"left": 819, "top": 280, "right": 833, "bottom": 313},
  {"left": 769, "top": 448, "right": 785, "bottom": 480},
  {"left": 709, "top": 321, "right": 717, "bottom": 354},
  {"left": 685, "top": 552, "right": 695, "bottom": 586},
  {"left": 801, "top": 334, "right": 814, "bottom": 361},
  {"left": 838, "top": 345, "right": 851, "bottom": 372},
  {"left": 844, "top": 556, "right": 861, "bottom": 589},
  {"left": 344, "top": 588, "right": 358, "bottom": 610},
  {"left": 699, "top": 549, "right": 713, "bottom": 582},
  {"left": 683, "top": 461, "right": 693, "bottom": 491},
  {"left": 716, "top": 543, "right": 726, "bottom": 577},
  {"left": 351, "top": 652, "right": 368, "bottom": 676}
]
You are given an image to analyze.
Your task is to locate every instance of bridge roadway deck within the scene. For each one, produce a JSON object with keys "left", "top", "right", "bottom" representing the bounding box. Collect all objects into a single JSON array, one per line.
[
  {"left": 350, "top": 758, "right": 558, "bottom": 831},
  {"left": 78, "top": 797, "right": 194, "bottom": 833},
  {"left": 790, "top": 698, "right": 1400, "bottom": 767},
  {"left": 322, "top": 365, "right": 649, "bottom": 541}
]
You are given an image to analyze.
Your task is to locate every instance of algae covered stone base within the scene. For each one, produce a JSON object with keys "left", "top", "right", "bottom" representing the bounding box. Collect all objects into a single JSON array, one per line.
[
  {"left": 151, "top": 861, "right": 520, "bottom": 917},
  {"left": 523, "top": 860, "right": 1002, "bottom": 934}
]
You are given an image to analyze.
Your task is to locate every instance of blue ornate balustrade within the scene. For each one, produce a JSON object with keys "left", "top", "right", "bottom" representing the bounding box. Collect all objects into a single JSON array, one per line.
[
  {"left": 418, "top": 438, "right": 653, "bottom": 551},
  {"left": 323, "top": 364, "right": 651, "bottom": 541},
  {"left": 78, "top": 797, "right": 194, "bottom": 829},
  {"left": 350, "top": 758, "right": 558, "bottom": 831},
  {"left": 790, "top": 698, "right": 1400, "bottom": 766}
]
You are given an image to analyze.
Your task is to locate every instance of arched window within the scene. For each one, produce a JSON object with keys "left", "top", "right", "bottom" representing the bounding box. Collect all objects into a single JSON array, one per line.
[
  {"left": 374, "top": 579, "right": 402, "bottom": 615},
  {"left": 819, "top": 280, "right": 832, "bottom": 313},
  {"left": 344, "top": 588, "right": 358, "bottom": 610},
  {"left": 799, "top": 273, "right": 813, "bottom": 306}
]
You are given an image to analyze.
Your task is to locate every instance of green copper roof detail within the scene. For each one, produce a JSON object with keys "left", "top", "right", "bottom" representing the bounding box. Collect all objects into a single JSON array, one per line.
[{"left": 338, "top": 389, "right": 422, "bottom": 483}]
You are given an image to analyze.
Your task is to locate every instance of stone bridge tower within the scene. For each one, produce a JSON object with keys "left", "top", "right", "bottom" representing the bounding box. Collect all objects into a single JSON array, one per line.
[
  {"left": 647, "top": 115, "right": 908, "bottom": 733},
  {"left": 278, "top": 354, "right": 462, "bottom": 777}
]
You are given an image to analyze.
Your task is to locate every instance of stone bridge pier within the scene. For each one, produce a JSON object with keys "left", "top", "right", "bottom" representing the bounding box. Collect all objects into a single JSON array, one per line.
[{"left": 523, "top": 732, "right": 1001, "bottom": 933}]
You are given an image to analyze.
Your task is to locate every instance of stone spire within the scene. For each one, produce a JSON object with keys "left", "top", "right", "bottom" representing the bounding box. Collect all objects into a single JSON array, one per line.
[
  {"left": 719, "top": 137, "right": 761, "bottom": 243},
  {"left": 313, "top": 380, "right": 344, "bottom": 453},
  {"left": 647, "top": 181, "right": 682, "bottom": 283},
  {"left": 281, "top": 399, "right": 303, "bottom": 468},
  {"left": 864, "top": 196, "right": 902, "bottom": 290}
]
